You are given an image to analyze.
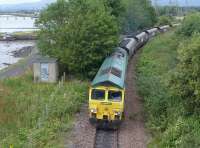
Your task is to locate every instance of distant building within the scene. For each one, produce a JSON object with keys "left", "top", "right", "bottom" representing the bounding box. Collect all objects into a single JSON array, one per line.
[{"left": 33, "top": 57, "right": 58, "bottom": 83}]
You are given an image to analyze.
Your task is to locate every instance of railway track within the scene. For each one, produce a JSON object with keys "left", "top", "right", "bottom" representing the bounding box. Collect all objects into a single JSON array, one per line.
[{"left": 94, "top": 129, "right": 119, "bottom": 148}]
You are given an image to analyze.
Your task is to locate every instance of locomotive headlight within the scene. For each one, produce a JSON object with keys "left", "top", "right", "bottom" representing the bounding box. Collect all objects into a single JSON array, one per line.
[
  {"left": 91, "top": 108, "right": 97, "bottom": 113},
  {"left": 114, "top": 110, "right": 121, "bottom": 115}
]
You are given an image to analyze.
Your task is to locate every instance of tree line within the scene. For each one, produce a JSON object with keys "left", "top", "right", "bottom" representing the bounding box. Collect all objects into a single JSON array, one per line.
[{"left": 36, "top": 0, "right": 157, "bottom": 78}]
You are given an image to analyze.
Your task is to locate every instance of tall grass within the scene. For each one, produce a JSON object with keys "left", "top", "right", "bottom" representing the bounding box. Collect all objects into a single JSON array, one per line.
[
  {"left": 136, "top": 31, "right": 179, "bottom": 131},
  {"left": 136, "top": 31, "right": 200, "bottom": 147},
  {"left": 0, "top": 72, "right": 88, "bottom": 147}
]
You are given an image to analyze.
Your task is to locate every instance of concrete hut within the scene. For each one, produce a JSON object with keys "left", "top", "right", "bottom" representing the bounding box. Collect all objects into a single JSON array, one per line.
[{"left": 33, "top": 57, "right": 58, "bottom": 83}]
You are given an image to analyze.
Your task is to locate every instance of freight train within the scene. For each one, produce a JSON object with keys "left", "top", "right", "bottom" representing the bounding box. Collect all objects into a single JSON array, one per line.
[{"left": 88, "top": 25, "right": 172, "bottom": 129}]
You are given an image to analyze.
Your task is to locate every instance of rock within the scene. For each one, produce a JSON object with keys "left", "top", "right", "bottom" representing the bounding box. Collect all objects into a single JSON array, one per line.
[{"left": 11, "top": 46, "right": 34, "bottom": 58}]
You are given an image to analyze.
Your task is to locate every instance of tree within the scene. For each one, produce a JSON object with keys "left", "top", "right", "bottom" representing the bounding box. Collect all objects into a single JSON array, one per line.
[
  {"left": 157, "top": 16, "right": 172, "bottom": 26},
  {"left": 103, "top": 0, "right": 125, "bottom": 18},
  {"left": 37, "top": 0, "right": 119, "bottom": 78},
  {"left": 122, "top": 0, "right": 157, "bottom": 33},
  {"left": 176, "top": 12, "right": 200, "bottom": 37},
  {"left": 169, "top": 34, "right": 200, "bottom": 114}
]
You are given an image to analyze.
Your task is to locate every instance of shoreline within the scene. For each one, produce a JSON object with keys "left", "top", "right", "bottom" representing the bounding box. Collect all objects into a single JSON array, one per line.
[
  {"left": 0, "top": 31, "right": 38, "bottom": 41},
  {"left": 0, "top": 40, "right": 37, "bottom": 72}
]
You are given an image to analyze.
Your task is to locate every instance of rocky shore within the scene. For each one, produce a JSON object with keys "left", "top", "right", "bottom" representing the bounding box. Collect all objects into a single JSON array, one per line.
[
  {"left": 0, "top": 40, "right": 36, "bottom": 70},
  {"left": 11, "top": 46, "right": 34, "bottom": 58}
]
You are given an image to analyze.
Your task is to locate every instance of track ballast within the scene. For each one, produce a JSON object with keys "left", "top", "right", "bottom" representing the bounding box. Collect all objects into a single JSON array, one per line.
[{"left": 94, "top": 129, "right": 119, "bottom": 148}]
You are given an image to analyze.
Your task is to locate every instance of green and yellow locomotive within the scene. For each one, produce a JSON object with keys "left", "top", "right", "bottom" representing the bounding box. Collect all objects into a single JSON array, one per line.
[
  {"left": 88, "top": 25, "right": 171, "bottom": 128},
  {"left": 89, "top": 47, "right": 128, "bottom": 128}
]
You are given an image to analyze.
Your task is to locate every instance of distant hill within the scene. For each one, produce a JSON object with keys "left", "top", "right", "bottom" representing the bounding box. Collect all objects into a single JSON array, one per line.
[{"left": 0, "top": 0, "right": 56, "bottom": 12}]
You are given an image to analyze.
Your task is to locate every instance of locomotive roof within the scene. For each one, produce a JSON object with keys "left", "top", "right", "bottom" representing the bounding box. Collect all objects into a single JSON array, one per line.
[{"left": 91, "top": 48, "right": 128, "bottom": 89}]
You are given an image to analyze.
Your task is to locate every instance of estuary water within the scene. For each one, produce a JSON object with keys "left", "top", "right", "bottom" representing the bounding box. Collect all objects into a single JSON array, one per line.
[
  {"left": 0, "top": 41, "right": 36, "bottom": 70},
  {"left": 0, "top": 15, "right": 37, "bottom": 70},
  {"left": 0, "top": 15, "right": 37, "bottom": 33}
]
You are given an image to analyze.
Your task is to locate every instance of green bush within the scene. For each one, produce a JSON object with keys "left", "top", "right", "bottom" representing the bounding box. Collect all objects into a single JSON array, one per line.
[
  {"left": 0, "top": 73, "right": 88, "bottom": 147},
  {"left": 168, "top": 34, "right": 200, "bottom": 114},
  {"left": 122, "top": 0, "right": 157, "bottom": 32},
  {"left": 137, "top": 26, "right": 200, "bottom": 147},
  {"left": 176, "top": 12, "right": 200, "bottom": 37},
  {"left": 137, "top": 12, "right": 200, "bottom": 147},
  {"left": 136, "top": 31, "right": 179, "bottom": 132},
  {"left": 159, "top": 117, "right": 200, "bottom": 148},
  {"left": 157, "top": 16, "right": 172, "bottom": 26}
]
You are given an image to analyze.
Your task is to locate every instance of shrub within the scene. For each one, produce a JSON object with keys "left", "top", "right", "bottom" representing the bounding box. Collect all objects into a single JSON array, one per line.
[
  {"left": 159, "top": 117, "right": 200, "bottom": 148},
  {"left": 176, "top": 12, "right": 200, "bottom": 37},
  {"left": 168, "top": 33, "right": 200, "bottom": 114},
  {"left": 136, "top": 31, "right": 179, "bottom": 132},
  {"left": 157, "top": 16, "right": 172, "bottom": 26}
]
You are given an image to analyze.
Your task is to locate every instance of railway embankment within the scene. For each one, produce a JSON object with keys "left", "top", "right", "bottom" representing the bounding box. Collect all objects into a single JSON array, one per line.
[
  {"left": 136, "top": 30, "right": 179, "bottom": 147},
  {"left": 136, "top": 21, "right": 200, "bottom": 147}
]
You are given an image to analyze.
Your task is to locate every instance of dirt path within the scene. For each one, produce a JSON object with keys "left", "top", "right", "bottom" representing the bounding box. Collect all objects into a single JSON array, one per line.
[{"left": 118, "top": 51, "right": 148, "bottom": 148}]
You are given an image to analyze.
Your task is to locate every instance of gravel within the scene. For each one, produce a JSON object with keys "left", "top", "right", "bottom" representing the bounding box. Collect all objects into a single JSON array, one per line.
[
  {"left": 118, "top": 51, "right": 148, "bottom": 148},
  {"left": 66, "top": 104, "right": 96, "bottom": 148}
]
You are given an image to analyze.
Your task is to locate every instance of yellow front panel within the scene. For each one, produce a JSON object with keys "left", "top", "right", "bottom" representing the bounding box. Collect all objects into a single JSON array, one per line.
[{"left": 89, "top": 86, "right": 125, "bottom": 121}]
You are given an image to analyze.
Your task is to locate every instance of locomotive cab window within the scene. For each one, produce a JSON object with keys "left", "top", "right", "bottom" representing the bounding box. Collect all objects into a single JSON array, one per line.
[
  {"left": 108, "top": 90, "right": 122, "bottom": 101},
  {"left": 91, "top": 89, "right": 105, "bottom": 100}
]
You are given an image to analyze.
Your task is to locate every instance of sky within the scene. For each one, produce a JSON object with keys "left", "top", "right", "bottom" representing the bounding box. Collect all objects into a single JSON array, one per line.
[
  {"left": 0, "top": 0, "right": 40, "bottom": 4},
  {"left": 152, "top": 0, "right": 200, "bottom": 6},
  {"left": 0, "top": 0, "right": 200, "bottom": 6}
]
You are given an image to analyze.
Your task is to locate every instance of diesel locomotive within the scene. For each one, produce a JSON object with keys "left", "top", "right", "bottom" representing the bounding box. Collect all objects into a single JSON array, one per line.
[{"left": 88, "top": 25, "right": 172, "bottom": 128}]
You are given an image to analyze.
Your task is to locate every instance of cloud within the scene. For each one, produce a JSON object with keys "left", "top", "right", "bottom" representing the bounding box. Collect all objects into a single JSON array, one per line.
[{"left": 0, "top": 0, "right": 40, "bottom": 4}]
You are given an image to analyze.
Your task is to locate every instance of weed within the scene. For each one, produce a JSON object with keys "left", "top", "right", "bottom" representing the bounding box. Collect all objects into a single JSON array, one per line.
[{"left": 0, "top": 73, "right": 88, "bottom": 147}]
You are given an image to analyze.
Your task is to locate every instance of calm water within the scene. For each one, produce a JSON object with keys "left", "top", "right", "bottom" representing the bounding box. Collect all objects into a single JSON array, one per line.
[
  {"left": 0, "top": 15, "right": 37, "bottom": 33},
  {"left": 0, "top": 15, "right": 37, "bottom": 70},
  {"left": 0, "top": 41, "right": 36, "bottom": 70}
]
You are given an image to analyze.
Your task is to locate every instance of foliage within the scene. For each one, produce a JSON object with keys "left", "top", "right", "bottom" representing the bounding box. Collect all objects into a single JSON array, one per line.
[
  {"left": 137, "top": 21, "right": 200, "bottom": 147},
  {"left": 158, "top": 116, "right": 200, "bottom": 148},
  {"left": 122, "top": 0, "right": 157, "bottom": 33},
  {"left": 168, "top": 34, "right": 200, "bottom": 114},
  {"left": 136, "top": 31, "right": 179, "bottom": 134},
  {"left": 102, "top": 0, "right": 125, "bottom": 18},
  {"left": 37, "top": 0, "right": 119, "bottom": 78},
  {"left": 176, "top": 12, "right": 200, "bottom": 37},
  {"left": 157, "top": 16, "right": 172, "bottom": 26},
  {"left": 0, "top": 72, "right": 88, "bottom": 147},
  {"left": 37, "top": 0, "right": 158, "bottom": 78}
]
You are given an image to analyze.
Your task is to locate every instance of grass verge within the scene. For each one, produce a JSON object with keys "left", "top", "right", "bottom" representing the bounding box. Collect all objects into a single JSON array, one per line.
[
  {"left": 0, "top": 72, "right": 88, "bottom": 147},
  {"left": 136, "top": 31, "right": 179, "bottom": 146},
  {"left": 136, "top": 30, "right": 200, "bottom": 147}
]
